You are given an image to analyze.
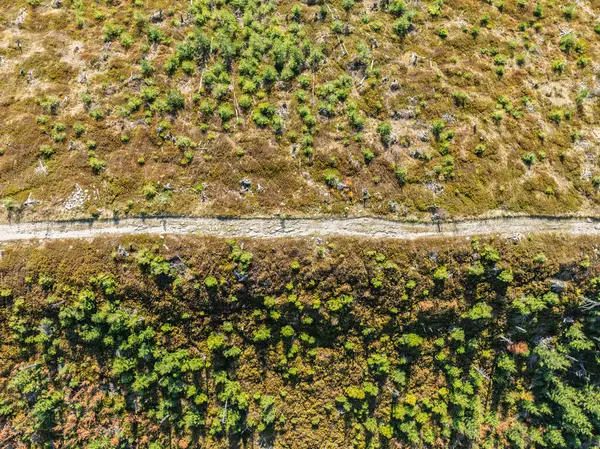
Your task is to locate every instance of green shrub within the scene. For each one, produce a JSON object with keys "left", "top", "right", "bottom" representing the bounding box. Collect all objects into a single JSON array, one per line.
[
  {"left": 89, "top": 157, "right": 107, "bottom": 174},
  {"left": 291, "top": 4, "right": 302, "bottom": 21},
  {"left": 363, "top": 149, "right": 375, "bottom": 163},
  {"left": 326, "top": 294, "right": 353, "bottom": 312},
  {"left": 204, "top": 276, "right": 218, "bottom": 288},
  {"left": 431, "top": 119, "right": 445, "bottom": 139},
  {"left": 140, "top": 59, "right": 155, "bottom": 77},
  {"left": 181, "top": 60, "right": 195, "bottom": 75},
  {"left": 142, "top": 183, "right": 157, "bottom": 199},
  {"left": 74, "top": 122, "right": 86, "bottom": 137},
  {"left": 377, "top": 122, "right": 392, "bottom": 147},
  {"left": 468, "top": 262, "right": 485, "bottom": 277},
  {"left": 563, "top": 3, "right": 576, "bottom": 20},
  {"left": 522, "top": 152, "right": 535, "bottom": 166},
  {"left": 165, "top": 89, "right": 185, "bottom": 113},
  {"left": 393, "top": 16, "right": 413, "bottom": 37},
  {"left": 395, "top": 167, "right": 407, "bottom": 185},
  {"left": 253, "top": 326, "right": 271, "bottom": 343},
  {"left": 89, "top": 108, "right": 105, "bottom": 120},
  {"left": 367, "top": 353, "right": 390, "bottom": 375},
  {"left": 103, "top": 23, "right": 123, "bottom": 42},
  {"left": 399, "top": 333, "right": 424, "bottom": 348},
  {"left": 238, "top": 95, "right": 252, "bottom": 110},
  {"left": 147, "top": 26, "right": 168, "bottom": 44},
  {"left": 199, "top": 99, "right": 216, "bottom": 116},
  {"left": 559, "top": 34, "right": 576, "bottom": 53},
  {"left": 253, "top": 103, "right": 276, "bottom": 127},
  {"left": 466, "top": 302, "right": 492, "bottom": 320},
  {"left": 577, "top": 56, "right": 590, "bottom": 68},
  {"left": 229, "top": 243, "right": 254, "bottom": 272},
  {"left": 281, "top": 325, "right": 295, "bottom": 338},
  {"left": 141, "top": 86, "right": 159, "bottom": 103},
  {"left": 433, "top": 266, "right": 448, "bottom": 282},
  {"left": 3, "top": 198, "right": 17, "bottom": 212},
  {"left": 39, "top": 145, "right": 55, "bottom": 159},
  {"left": 342, "top": 0, "right": 354, "bottom": 10},
  {"left": 345, "top": 385, "right": 365, "bottom": 400},
  {"left": 38, "top": 95, "right": 60, "bottom": 115},
  {"left": 498, "top": 269, "right": 514, "bottom": 284},
  {"left": 380, "top": 424, "right": 394, "bottom": 439},
  {"left": 218, "top": 103, "right": 234, "bottom": 122},
  {"left": 389, "top": 0, "right": 407, "bottom": 16},
  {"left": 120, "top": 33, "right": 134, "bottom": 49},
  {"left": 552, "top": 59, "right": 566, "bottom": 73},
  {"left": 272, "top": 115, "right": 284, "bottom": 135},
  {"left": 452, "top": 91, "right": 468, "bottom": 107},
  {"left": 549, "top": 109, "right": 565, "bottom": 124},
  {"left": 38, "top": 274, "right": 54, "bottom": 289},
  {"left": 135, "top": 250, "right": 171, "bottom": 276}
]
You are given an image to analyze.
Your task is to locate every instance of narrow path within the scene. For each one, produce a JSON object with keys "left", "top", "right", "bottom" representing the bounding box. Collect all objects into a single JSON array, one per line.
[{"left": 1, "top": 216, "right": 600, "bottom": 241}]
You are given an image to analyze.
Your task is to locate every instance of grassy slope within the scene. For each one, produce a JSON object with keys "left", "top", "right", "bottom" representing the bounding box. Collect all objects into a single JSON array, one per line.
[
  {"left": 0, "top": 234, "right": 599, "bottom": 448},
  {"left": 0, "top": 0, "right": 599, "bottom": 222}
]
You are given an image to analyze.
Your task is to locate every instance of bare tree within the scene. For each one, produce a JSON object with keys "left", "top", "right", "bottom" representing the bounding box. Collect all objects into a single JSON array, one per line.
[{"left": 581, "top": 297, "right": 600, "bottom": 312}]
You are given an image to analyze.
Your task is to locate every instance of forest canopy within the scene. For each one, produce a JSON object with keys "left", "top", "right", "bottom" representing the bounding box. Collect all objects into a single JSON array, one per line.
[{"left": 0, "top": 234, "right": 598, "bottom": 448}]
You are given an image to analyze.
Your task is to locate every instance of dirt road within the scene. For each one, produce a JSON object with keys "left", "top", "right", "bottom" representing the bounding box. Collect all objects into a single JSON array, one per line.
[{"left": 1, "top": 216, "right": 600, "bottom": 241}]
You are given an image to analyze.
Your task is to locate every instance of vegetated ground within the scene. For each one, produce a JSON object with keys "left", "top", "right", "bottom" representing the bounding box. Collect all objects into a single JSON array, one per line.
[
  {"left": 0, "top": 234, "right": 599, "bottom": 448},
  {"left": 0, "top": 0, "right": 600, "bottom": 223}
]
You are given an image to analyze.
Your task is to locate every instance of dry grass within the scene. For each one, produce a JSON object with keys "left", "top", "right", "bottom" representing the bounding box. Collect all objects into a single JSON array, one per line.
[{"left": 0, "top": 0, "right": 599, "bottom": 222}]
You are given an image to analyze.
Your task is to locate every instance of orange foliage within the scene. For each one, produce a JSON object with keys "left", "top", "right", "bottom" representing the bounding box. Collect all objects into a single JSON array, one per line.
[{"left": 508, "top": 341, "right": 529, "bottom": 355}]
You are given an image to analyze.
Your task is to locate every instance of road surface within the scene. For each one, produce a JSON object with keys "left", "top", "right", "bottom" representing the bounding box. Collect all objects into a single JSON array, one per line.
[{"left": 0, "top": 216, "right": 599, "bottom": 241}]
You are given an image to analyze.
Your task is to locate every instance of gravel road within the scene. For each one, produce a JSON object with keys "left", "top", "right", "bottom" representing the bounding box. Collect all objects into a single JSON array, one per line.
[{"left": 1, "top": 216, "right": 600, "bottom": 241}]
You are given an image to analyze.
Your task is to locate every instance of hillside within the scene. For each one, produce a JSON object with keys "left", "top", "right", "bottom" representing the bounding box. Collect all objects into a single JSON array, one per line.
[{"left": 1, "top": 0, "right": 600, "bottom": 221}]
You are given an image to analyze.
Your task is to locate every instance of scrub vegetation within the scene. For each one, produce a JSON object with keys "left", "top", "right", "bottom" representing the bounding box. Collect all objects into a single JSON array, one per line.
[
  {"left": 2, "top": 0, "right": 600, "bottom": 446},
  {"left": 0, "top": 0, "right": 600, "bottom": 221},
  {"left": 0, "top": 234, "right": 599, "bottom": 448}
]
